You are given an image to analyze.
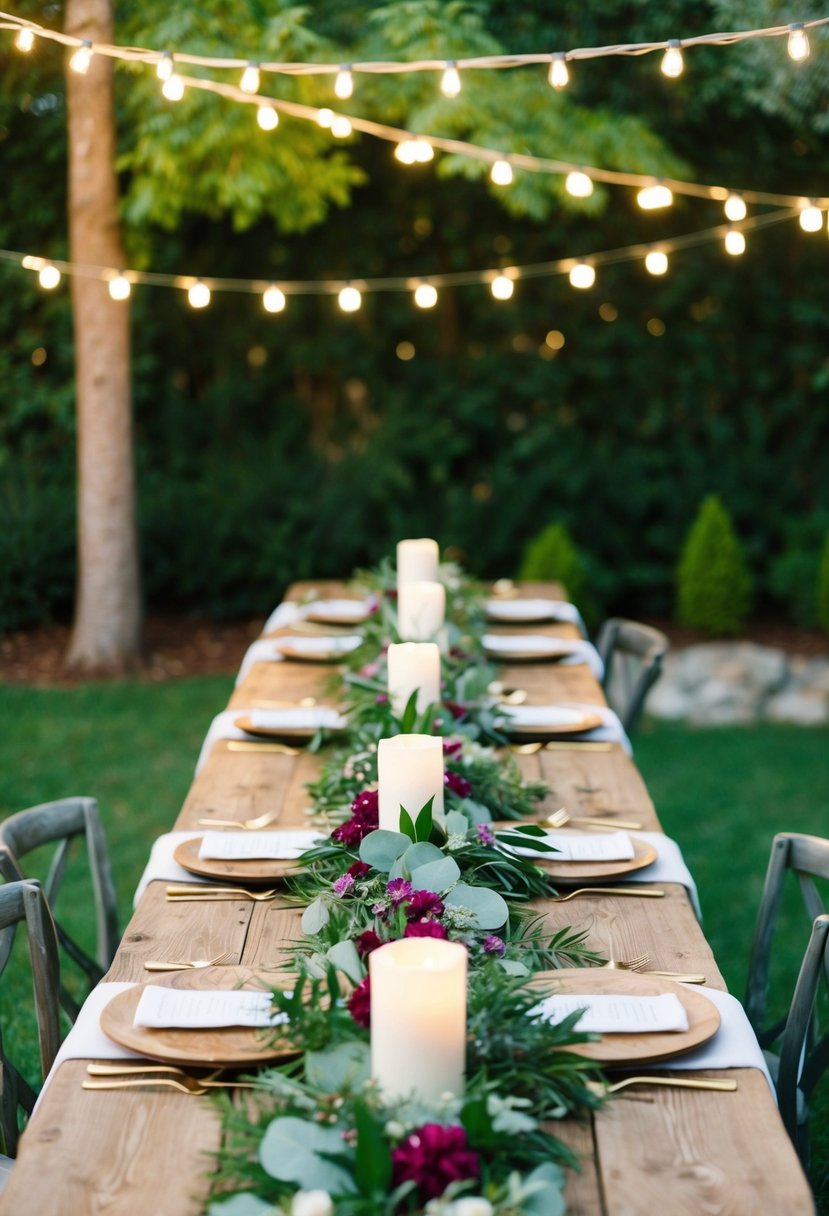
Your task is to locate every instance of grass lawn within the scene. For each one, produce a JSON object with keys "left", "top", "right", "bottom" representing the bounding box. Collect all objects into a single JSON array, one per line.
[{"left": 0, "top": 680, "right": 827, "bottom": 1203}]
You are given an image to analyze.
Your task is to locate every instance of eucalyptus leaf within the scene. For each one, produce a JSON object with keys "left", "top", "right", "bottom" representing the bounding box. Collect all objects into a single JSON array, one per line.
[
  {"left": 326, "top": 939, "right": 364, "bottom": 984},
  {"left": 401, "top": 841, "right": 444, "bottom": 870},
  {"left": 305, "top": 1040, "right": 370, "bottom": 1092},
  {"left": 359, "top": 829, "right": 410, "bottom": 871},
  {"left": 301, "top": 896, "right": 330, "bottom": 934},
  {"left": 207, "top": 1195, "right": 274, "bottom": 1216},
  {"left": 446, "top": 810, "right": 471, "bottom": 836},
  {"left": 410, "top": 855, "right": 461, "bottom": 893},
  {"left": 458, "top": 798, "right": 492, "bottom": 825},
  {"left": 498, "top": 957, "right": 530, "bottom": 977},
  {"left": 444, "top": 882, "right": 509, "bottom": 929},
  {"left": 388, "top": 853, "right": 409, "bottom": 881},
  {"left": 520, "top": 1162, "right": 567, "bottom": 1216},
  {"left": 258, "top": 1116, "right": 357, "bottom": 1194}
]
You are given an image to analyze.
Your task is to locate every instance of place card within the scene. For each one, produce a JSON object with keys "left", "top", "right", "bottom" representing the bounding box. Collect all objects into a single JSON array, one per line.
[
  {"left": 133, "top": 986, "right": 288, "bottom": 1029},
  {"left": 248, "top": 707, "right": 344, "bottom": 730},
  {"left": 500, "top": 705, "right": 592, "bottom": 729},
  {"left": 198, "top": 830, "right": 324, "bottom": 861},
  {"left": 506, "top": 830, "right": 635, "bottom": 862},
  {"left": 536, "top": 992, "right": 690, "bottom": 1034},
  {"left": 483, "top": 633, "right": 561, "bottom": 654}
]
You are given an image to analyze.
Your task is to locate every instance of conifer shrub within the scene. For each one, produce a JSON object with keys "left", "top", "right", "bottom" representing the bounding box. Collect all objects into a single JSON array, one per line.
[
  {"left": 676, "top": 494, "right": 753, "bottom": 635},
  {"left": 817, "top": 532, "right": 829, "bottom": 634},
  {"left": 518, "top": 523, "right": 595, "bottom": 619}
]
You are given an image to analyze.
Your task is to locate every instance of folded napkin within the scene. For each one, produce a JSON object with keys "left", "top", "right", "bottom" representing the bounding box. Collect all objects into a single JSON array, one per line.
[
  {"left": 195, "top": 706, "right": 346, "bottom": 773},
  {"left": 537, "top": 992, "right": 689, "bottom": 1034},
  {"left": 498, "top": 703, "right": 632, "bottom": 756},
  {"left": 485, "top": 598, "right": 588, "bottom": 637},
  {"left": 235, "top": 635, "right": 362, "bottom": 684},
  {"left": 505, "top": 830, "right": 635, "bottom": 863},
  {"left": 262, "top": 598, "right": 372, "bottom": 634},
  {"left": 626, "top": 832, "right": 702, "bottom": 920},
  {"left": 133, "top": 986, "right": 286, "bottom": 1030},
  {"left": 482, "top": 634, "right": 604, "bottom": 680},
  {"left": 133, "top": 831, "right": 207, "bottom": 905},
  {"left": 198, "top": 830, "right": 323, "bottom": 861}
]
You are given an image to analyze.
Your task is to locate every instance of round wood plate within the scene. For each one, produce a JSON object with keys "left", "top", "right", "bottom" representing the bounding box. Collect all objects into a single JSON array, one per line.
[
  {"left": 528, "top": 968, "right": 720, "bottom": 1064},
  {"left": 534, "top": 834, "right": 658, "bottom": 882},
  {"left": 99, "top": 967, "right": 296, "bottom": 1065},
  {"left": 172, "top": 836, "right": 302, "bottom": 883},
  {"left": 305, "top": 600, "right": 370, "bottom": 626},
  {"left": 502, "top": 708, "right": 605, "bottom": 737},
  {"left": 483, "top": 639, "right": 571, "bottom": 664},
  {"left": 275, "top": 640, "right": 360, "bottom": 663},
  {"left": 485, "top": 599, "right": 559, "bottom": 624},
  {"left": 233, "top": 714, "right": 341, "bottom": 741}
]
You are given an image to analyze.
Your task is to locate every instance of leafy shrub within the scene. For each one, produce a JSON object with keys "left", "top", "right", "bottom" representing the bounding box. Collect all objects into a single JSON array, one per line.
[
  {"left": 817, "top": 533, "right": 829, "bottom": 634},
  {"left": 769, "top": 510, "right": 829, "bottom": 628},
  {"left": 517, "top": 523, "right": 595, "bottom": 616},
  {"left": 676, "top": 495, "right": 753, "bottom": 635}
]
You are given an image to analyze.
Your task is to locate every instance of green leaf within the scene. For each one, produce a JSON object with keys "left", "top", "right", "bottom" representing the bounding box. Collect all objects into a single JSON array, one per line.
[
  {"left": 353, "top": 1098, "right": 393, "bottom": 1196},
  {"left": 446, "top": 809, "right": 471, "bottom": 836},
  {"left": 413, "top": 795, "right": 434, "bottom": 841},
  {"left": 410, "top": 855, "right": 461, "bottom": 893},
  {"left": 398, "top": 805, "right": 417, "bottom": 841},
  {"left": 326, "top": 939, "right": 364, "bottom": 984},
  {"left": 444, "top": 882, "right": 509, "bottom": 929},
  {"left": 301, "top": 896, "right": 330, "bottom": 934},
  {"left": 399, "top": 689, "right": 419, "bottom": 733},
  {"left": 498, "top": 958, "right": 530, "bottom": 977},
  {"left": 498, "top": 831, "right": 559, "bottom": 854},
  {"left": 359, "top": 829, "right": 410, "bottom": 871},
  {"left": 258, "top": 1116, "right": 357, "bottom": 1194},
  {"left": 207, "top": 1196, "right": 273, "bottom": 1216},
  {"left": 401, "top": 841, "right": 444, "bottom": 870},
  {"left": 520, "top": 1162, "right": 567, "bottom": 1216},
  {"left": 305, "top": 1040, "right": 370, "bottom": 1093}
]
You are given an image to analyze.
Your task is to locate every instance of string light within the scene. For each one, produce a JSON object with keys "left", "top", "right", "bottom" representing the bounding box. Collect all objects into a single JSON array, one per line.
[
  {"left": 107, "top": 272, "right": 131, "bottom": 300},
  {"left": 548, "top": 53, "right": 569, "bottom": 89},
  {"left": 330, "top": 115, "right": 352, "bottom": 138},
  {"left": 413, "top": 283, "right": 438, "bottom": 308},
  {"left": 316, "top": 108, "right": 334, "bottom": 128},
  {"left": 724, "top": 228, "right": 746, "bottom": 255},
  {"left": 256, "top": 105, "right": 279, "bottom": 131},
  {"left": 440, "top": 61, "right": 461, "bottom": 98},
  {"left": 787, "top": 23, "right": 810, "bottom": 61},
  {"left": 394, "top": 139, "right": 433, "bottom": 164},
  {"left": 569, "top": 261, "right": 596, "bottom": 289},
  {"left": 637, "top": 183, "right": 674, "bottom": 210},
  {"left": 565, "top": 171, "right": 594, "bottom": 198},
  {"left": 187, "top": 280, "right": 211, "bottom": 308},
  {"left": 263, "top": 285, "right": 286, "bottom": 313},
  {"left": 239, "top": 62, "right": 260, "bottom": 94},
  {"left": 162, "top": 73, "right": 185, "bottom": 101},
  {"left": 338, "top": 285, "right": 362, "bottom": 312},
  {"left": 490, "top": 160, "right": 513, "bottom": 186},
  {"left": 14, "top": 27, "right": 34, "bottom": 52},
  {"left": 334, "top": 66, "right": 353, "bottom": 99},
  {"left": 645, "top": 250, "right": 669, "bottom": 275},
  {"left": 799, "top": 202, "right": 823, "bottom": 232},
  {"left": 69, "top": 40, "right": 93, "bottom": 74},
  {"left": 156, "top": 51, "right": 174, "bottom": 81},
  {"left": 490, "top": 273, "right": 514, "bottom": 300},
  {"left": 724, "top": 193, "right": 747, "bottom": 221},
  {"left": 38, "top": 264, "right": 61, "bottom": 289},
  {"left": 661, "top": 40, "right": 684, "bottom": 78}
]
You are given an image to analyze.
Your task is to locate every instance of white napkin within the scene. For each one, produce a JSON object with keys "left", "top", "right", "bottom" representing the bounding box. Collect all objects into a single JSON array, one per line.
[
  {"left": 133, "top": 986, "right": 286, "bottom": 1029},
  {"left": 500, "top": 703, "right": 632, "bottom": 756},
  {"left": 537, "top": 991, "right": 689, "bottom": 1033},
  {"left": 482, "top": 634, "right": 604, "bottom": 680},
  {"left": 485, "top": 598, "right": 588, "bottom": 636},
  {"left": 195, "top": 706, "right": 346, "bottom": 773},
  {"left": 248, "top": 708, "right": 344, "bottom": 731},
  {"left": 505, "top": 830, "right": 635, "bottom": 862},
  {"left": 133, "top": 831, "right": 206, "bottom": 905},
  {"left": 626, "top": 832, "right": 702, "bottom": 920},
  {"left": 235, "top": 635, "right": 361, "bottom": 684},
  {"left": 262, "top": 598, "right": 371, "bottom": 634},
  {"left": 198, "top": 830, "right": 323, "bottom": 861}
]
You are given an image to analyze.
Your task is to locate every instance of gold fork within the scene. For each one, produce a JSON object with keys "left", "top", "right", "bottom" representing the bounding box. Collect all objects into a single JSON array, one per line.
[
  {"left": 197, "top": 809, "right": 281, "bottom": 830},
  {"left": 551, "top": 887, "right": 665, "bottom": 903},
  {"left": 590, "top": 1076, "right": 737, "bottom": 1096},
  {"left": 165, "top": 885, "right": 281, "bottom": 902},
  {"left": 143, "top": 949, "right": 235, "bottom": 972},
  {"left": 82, "top": 1076, "right": 259, "bottom": 1096},
  {"left": 87, "top": 1063, "right": 224, "bottom": 1080},
  {"left": 226, "top": 741, "right": 302, "bottom": 756},
  {"left": 543, "top": 807, "right": 643, "bottom": 832}
]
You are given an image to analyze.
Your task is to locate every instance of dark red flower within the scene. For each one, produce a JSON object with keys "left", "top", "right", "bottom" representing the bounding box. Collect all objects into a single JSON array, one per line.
[
  {"left": 442, "top": 739, "right": 464, "bottom": 758},
  {"left": 391, "top": 1123, "right": 480, "bottom": 1200},
  {"left": 404, "top": 921, "right": 448, "bottom": 941},
  {"left": 405, "top": 890, "right": 445, "bottom": 921},
  {"left": 354, "top": 929, "right": 383, "bottom": 957},
  {"left": 444, "top": 770, "right": 472, "bottom": 798},
  {"left": 347, "top": 976, "right": 371, "bottom": 1028},
  {"left": 347, "top": 861, "right": 371, "bottom": 880},
  {"left": 443, "top": 700, "right": 467, "bottom": 720},
  {"left": 331, "top": 790, "right": 379, "bottom": 847}
]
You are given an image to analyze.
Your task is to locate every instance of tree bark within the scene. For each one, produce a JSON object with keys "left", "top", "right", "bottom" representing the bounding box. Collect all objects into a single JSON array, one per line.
[{"left": 65, "top": 0, "right": 141, "bottom": 672}]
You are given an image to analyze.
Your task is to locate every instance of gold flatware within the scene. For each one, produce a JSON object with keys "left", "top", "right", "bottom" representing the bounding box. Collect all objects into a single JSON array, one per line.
[
  {"left": 543, "top": 808, "right": 643, "bottom": 832},
  {"left": 165, "top": 884, "right": 280, "bottom": 902},
  {"left": 197, "top": 810, "right": 281, "bottom": 830},
  {"left": 87, "top": 1063, "right": 224, "bottom": 1080},
  {"left": 143, "top": 950, "right": 234, "bottom": 972},
  {"left": 487, "top": 682, "right": 528, "bottom": 705},
  {"left": 226, "top": 741, "right": 302, "bottom": 756},
  {"left": 511, "top": 742, "right": 543, "bottom": 755},
  {"left": 543, "top": 741, "right": 616, "bottom": 753},
  {"left": 642, "top": 971, "right": 707, "bottom": 984},
  {"left": 551, "top": 886, "right": 665, "bottom": 903},
  {"left": 82, "top": 1077, "right": 259, "bottom": 1096},
  {"left": 601, "top": 953, "right": 650, "bottom": 972},
  {"left": 591, "top": 1076, "right": 737, "bottom": 1096},
  {"left": 248, "top": 698, "right": 317, "bottom": 709}
]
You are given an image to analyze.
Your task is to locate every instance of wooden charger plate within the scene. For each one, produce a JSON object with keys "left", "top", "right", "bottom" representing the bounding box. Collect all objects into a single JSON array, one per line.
[
  {"left": 528, "top": 968, "right": 720, "bottom": 1064},
  {"left": 275, "top": 640, "right": 359, "bottom": 663},
  {"left": 502, "top": 708, "right": 604, "bottom": 738},
  {"left": 233, "top": 714, "right": 340, "bottom": 741},
  {"left": 483, "top": 639, "right": 571, "bottom": 664},
  {"left": 100, "top": 966, "right": 295, "bottom": 1066},
  {"left": 485, "top": 600, "right": 559, "bottom": 624},
  {"left": 533, "top": 834, "right": 658, "bottom": 882},
  {"left": 305, "top": 601, "right": 370, "bottom": 626},
  {"left": 173, "top": 836, "right": 303, "bottom": 883}
]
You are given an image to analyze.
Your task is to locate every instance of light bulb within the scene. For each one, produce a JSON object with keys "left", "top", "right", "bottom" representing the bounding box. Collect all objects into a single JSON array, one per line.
[
  {"left": 38, "top": 264, "right": 61, "bottom": 290},
  {"left": 490, "top": 274, "right": 514, "bottom": 301},
  {"left": 338, "top": 285, "right": 361, "bottom": 312},
  {"left": 637, "top": 183, "right": 673, "bottom": 210},
  {"left": 156, "top": 52, "right": 174, "bottom": 81},
  {"left": 69, "top": 40, "right": 93, "bottom": 74},
  {"left": 240, "top": 63, "right": 260, "bottom": 94},
  {"left": 257, "top": 105, "right": 279, "bottom": 131},
  {"left": 162, "top": 74, "right": 185, "bottom": 101},
  {"left": 788, "top": 24, "right": 810, "bottom": 62},
  {"left": 490, "top": 159, "right": 513, "bottom": 186},
  {"left": 661, "top": 40, "right": 684, "bottom": 78},
  {"left": 21, "top": 255, "right": 41, "bottom": 270},
  {"left": 724, "top": 229, "right": 745, "bottom": 256},
  {"left": 317, "top": 108, "right": 334, "bottom": 128},
  {"left": 724, "top": 193, "right": 747, "bottom": 222},
  {"left": 263, "top": 285, "right": 286, "bottom": 313},
  {"left": 188, "top": 281, "right": 211, "bottom": 309},
  {"left": 565, "top": 171, "right": 593, "bottom": 198},
  {"left": 440, "top": 62, "right": 461, "bottom": 98},
  {"left": 548, "top": 53, "right": 569, "bottom": 89},
  {"left": 334, "top": 67, "right": 353, "bottom": 100},
  {"left": 331, "top": 115, "right": 352, "bottom": 138},
  {"left": 15, "top": 28, "right": 34, "bottom": 53},
  {"left": 799, "top": 203, "right": 822, "bottom": 232},
  {"left": 108, "top": 273, "right": 131, "bottom": 300},
  {"left": 413, "top": 139, "right": 433, "bottom": 163},
  {"left": 569, "top": 262, "right": 595, "bottom": 289},
  {"left": 414, "top": 283, "right": 438, "bottom": 309},
  {"left": 395, "top": 140, "right": 416, "bottom": 165},
  {"left": 645, "top": 250, "right": 669, "bottom": 276}
]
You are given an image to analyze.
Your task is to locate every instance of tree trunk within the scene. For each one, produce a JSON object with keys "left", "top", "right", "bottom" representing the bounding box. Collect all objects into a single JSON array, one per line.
[{"left": 65, "top": 0, "right": 141, "bottom": 672}]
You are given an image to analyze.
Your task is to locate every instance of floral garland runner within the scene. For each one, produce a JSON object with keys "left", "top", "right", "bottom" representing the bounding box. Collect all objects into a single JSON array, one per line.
[{"left": 208, "top": 559, "right": 603, "bottom": 1216}]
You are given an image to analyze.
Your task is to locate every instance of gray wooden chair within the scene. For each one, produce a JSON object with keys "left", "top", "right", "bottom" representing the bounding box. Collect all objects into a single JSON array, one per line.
[
  {"left": 595, "top": 618, "right": 669, "bottom": 733},
  {"left": 0, "top": 880, "right": 62, "bottom": 1159},
  {"left": 745, "top": 832, "right": 829, "bottom": 1166},
  {"left": 0, "top": 797, "right": 118, "bottom": 1020}
]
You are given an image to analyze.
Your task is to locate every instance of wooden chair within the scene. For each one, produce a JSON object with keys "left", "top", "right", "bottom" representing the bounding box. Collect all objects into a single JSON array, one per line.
[
  {"left": 0, "top": 880, "right": 61, "bottom": 1159},
  {"left": 745, "top": 832, "right": 829, "bottom": 1166},
  {"left": 0, "top": 797, "right": 118, "bottom": 1019},
  {"left": 595, "top": 618, "right": 669, "bottom": 733}
]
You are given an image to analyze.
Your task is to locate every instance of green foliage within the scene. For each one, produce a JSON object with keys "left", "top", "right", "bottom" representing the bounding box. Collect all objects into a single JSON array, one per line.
[
  {"left": 817, "top": 533, "right": 829, "bottom": 634},
  {"left": 517, "top": 523, "right": 589, "bottom": 609},
  {"left": 769, "top": 511, "right": 829, "bottom": 629},
  {"left": 676, "top": 495, "right": 753, "bottom": 636}
]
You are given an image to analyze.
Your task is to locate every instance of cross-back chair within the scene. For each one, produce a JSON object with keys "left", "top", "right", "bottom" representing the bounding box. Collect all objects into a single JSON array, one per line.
[
  {"left": 0, "top": 880, "right": 61, "bottom": 1161},
  {"left": 595, "top": 617, "right": 669, "bottom": 733},
  {"left": 0, "top": 797, "right": 118, "bottom": 1020}
]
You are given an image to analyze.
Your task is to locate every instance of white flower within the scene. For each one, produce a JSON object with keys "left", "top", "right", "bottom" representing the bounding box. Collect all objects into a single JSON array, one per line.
[
  {"left": 291, "top": 1190, "right": 334, "bottom": 1216},
  {"left": 449, "top": 1199, "right": 494, "bottom": 1216}
]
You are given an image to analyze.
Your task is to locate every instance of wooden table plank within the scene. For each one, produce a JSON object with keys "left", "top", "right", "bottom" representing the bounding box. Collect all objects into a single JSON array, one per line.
[{"left": 228, "top": 660, "right": 341, "bottom": 710}]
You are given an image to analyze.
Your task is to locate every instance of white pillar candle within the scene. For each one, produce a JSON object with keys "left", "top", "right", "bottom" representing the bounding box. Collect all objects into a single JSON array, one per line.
[
  {"left": 397, "top": 580, "right": 445, "bottom": 641},
  {"left": 387, "top": 642, "right": 441, "bottom": 716},
  {"left": 397, "top": 538, "right": 440, "bottom": 585},
  {"left": 377, "top": 733, "right": 444, "bottom": 832},
  {"left": 370, "top": 938, "right": 467, "bottom": 1103}
]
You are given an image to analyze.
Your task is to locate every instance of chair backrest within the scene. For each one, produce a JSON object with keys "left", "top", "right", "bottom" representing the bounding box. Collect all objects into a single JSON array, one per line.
[
  {"left": 0, "top": 880, "right": 61, "bottom": 1155},
  {"left": 595, "top": 618, "right": 669, "bottom": 733},
  {"left": 0, "top": 798, "right": 118, "bottom": 1020},
  {"left": 776, "top": 913, "right": 829, "bottom": 1167}
]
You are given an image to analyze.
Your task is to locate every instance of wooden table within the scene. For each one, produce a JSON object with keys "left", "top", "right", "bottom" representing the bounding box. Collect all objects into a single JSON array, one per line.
[{"left": 0, "top": 582, "right": 815, "bottom": 1215}]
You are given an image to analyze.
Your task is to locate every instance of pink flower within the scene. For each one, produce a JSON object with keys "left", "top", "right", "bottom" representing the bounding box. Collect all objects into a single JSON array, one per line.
[
  {"left": 405, "top": 891, "right": 445, "bottom": 921},
  {"left": 333, "top": 873, "right": 355, "bottom": 897},
  {"left": 404, "top": 921, "right": 448, "bottom": 940},
  {"left": 445, "top": 771, "right": 472, "bottom": 798},
  {"left": 482, "top": 934, "right": 506, "bottom": 956},
  {"left": 476, "top": 824, "right": 495, "bottom": 847},
  {"left": 387, "top": 878, "right": 413, "bottom": 905},
  {"left": 442, "top": 739, "right": 464, "bottom": 758},
  {"left": 391, "top": 1123, "right": 480, "bottom": 1200},
  {"left": 347, "top": 977, "right": 371, "bottom": 1028}
]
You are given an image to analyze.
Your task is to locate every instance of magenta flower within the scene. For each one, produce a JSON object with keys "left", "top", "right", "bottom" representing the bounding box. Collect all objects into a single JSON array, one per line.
[
  {"left": 375, "top": 693, "right": 389, "bottom": 705},
  {"left": 391, "top": 1123, "right": 480, "bottom": 1200},
  {"left": 347, "top": 860, "right": 371, "bottom": 880},
  {"left": 331, "top": 788, "right": 379, "bottom": 848},
  {"left": 355, "top": 930, "right": 383, "bottom": 957},
  {"left": 483, "top": 934, "right": 506, "bottom": 956},
  {"left": 333, "top": 873, "right": 355, "bottom": 897},
  {"left": 442, "top": 739, "right": 464, "bottom": 758},
  {"left": 352, "top": 789, "right": 380, "bottom": 818},
  {"left": 445, "top": 770, "right": 472, "bottom": 799},
  {"left": 476, "top": 824, "right": 495, "bottom": 847},
  {"left": 387, "top": 878, "right": 414, "bottom": 905},
  {"left": 405, "top": 890, "right": 445, "bottom": 921},
  {"left": 443, "top": 700, "right": 467, "bottom": 720},
  {"left": 347, "top": 977, "right": 371, "bottom": 1028},
  {"left": 404, "top": 921, "right": 448, "bottom": 941}
]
